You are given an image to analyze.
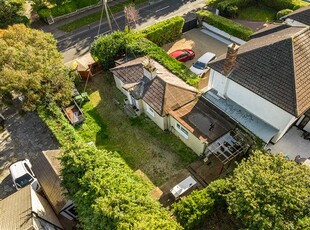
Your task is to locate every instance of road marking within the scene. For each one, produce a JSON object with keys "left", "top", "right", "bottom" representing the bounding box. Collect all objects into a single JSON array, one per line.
[
  {"left": 155, "top": 5, "right": 170, "bottom": 13},
  {"left": 94, "top": 30, "right": 111, "bottom": 38}
]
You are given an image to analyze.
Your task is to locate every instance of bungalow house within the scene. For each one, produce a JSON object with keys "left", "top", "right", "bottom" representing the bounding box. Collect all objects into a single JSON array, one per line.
[
  {"left": 111, "top": 57, "right": 252, "bottom": 160},
  {"left": 0, "top": 186, "right": 64, "bottom": 230},
  {"left": 282, "top": 6, "right": 310, "bottom": 26},
  {"left": 111, "top": 57, "right": 198, "bottom": 131},
  {"left": 205, "top": 24, "right": 310, "bottom": 150}
]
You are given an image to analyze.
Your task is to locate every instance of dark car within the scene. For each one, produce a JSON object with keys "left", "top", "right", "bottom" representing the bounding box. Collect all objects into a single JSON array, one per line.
[{"left": 169, "top": 49, "right": 195, "bottom": 62}]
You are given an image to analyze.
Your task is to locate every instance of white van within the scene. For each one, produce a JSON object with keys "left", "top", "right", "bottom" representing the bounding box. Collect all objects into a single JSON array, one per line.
[
  {"left": 190, "top": 52, "right": 216, "bottom": 76},
  {"left": 9, "top": 159, "right": 41, "bottom": 191}
]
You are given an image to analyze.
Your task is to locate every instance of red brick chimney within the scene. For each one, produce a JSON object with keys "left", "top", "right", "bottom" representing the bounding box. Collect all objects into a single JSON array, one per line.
[{"left": 222, "top": 43, "right": 239, "bottom": 76}]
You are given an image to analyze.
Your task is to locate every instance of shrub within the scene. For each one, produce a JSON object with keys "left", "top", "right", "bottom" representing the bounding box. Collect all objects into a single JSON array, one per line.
[
  {"left": 37, "top": 8, "right": 51, "bottom": 21},
  {"left": 90, "top": 30, "right": 127, "bottom": 70},
  {"left": 140, "top": 16, "right": 185, "bottom": 46},
  {"left": 276, "top": 9, "right": 293, "bottom": 20},
  {"left": 172, "top": 179, "right": 229, "bottom": 230},
  {"left": 91, "top": 30, "right": 200, "bottom": 85},
  {"left": 196, "top": 10, "right": 254, "bottom": 41}
]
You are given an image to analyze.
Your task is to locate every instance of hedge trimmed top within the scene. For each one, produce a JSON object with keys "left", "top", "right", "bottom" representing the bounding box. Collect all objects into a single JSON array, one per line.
[{"left": 197, "top": 10, "right": 254, "bottom": 41}]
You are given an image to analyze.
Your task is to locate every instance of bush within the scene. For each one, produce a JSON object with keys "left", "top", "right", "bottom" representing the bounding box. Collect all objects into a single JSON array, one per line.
[
  {"left": 196, "top": 10, "right": 254, "bottom": 41},
  {"left": 140, "top": 16, "right": 185, "bottom": 46},
  {"left": 172, "top": 179, "right": 229, "bottom": 230},
  {"left": 276, "top": 9, "right": 293, "bottom": 19},
  {"left": 37, "top": 8, "right": 51, "bottom": 21},
  {"left": 90, "top": 30, "right": 127, "bottom": 70},
  {"left": 38, "top": 104, "right": 181, "bottom": 230},
  {"left": 91, "top": 30, "right": 200, "bottom": 85}
]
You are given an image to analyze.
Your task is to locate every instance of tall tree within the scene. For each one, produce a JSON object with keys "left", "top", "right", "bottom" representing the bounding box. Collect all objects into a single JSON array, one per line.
[
  {"left": 0, "top": 0, "right": 29, "bottom": 28},
  {"left": 226, "top": 151, "right": 310, "bottom": 230},
  {"left": 0, "top": 24, "right": 73, "bottom": 111},
  {"left": 173, "top": 151, "right": 310, "bottom": 230}
]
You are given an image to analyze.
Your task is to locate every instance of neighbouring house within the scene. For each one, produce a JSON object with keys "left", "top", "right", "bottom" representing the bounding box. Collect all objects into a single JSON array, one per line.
[
  {"left": 111, "top": 57, "right": 198, "bottom": 131},
  {"left": 282, "top": 6, "right": 310, "bottom": 26},
  {"left": 205, "top": 24, "right": 310, "bottom": 157},
  {"left": 0, "top": 186, "right": 63, "bottom": 230},
  {"left": 32, "top": 150, "right": 77, "bottom": 229}
]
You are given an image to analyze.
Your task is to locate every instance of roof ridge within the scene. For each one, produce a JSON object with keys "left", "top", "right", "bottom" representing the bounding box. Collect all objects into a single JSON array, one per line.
[
  {"left": 289, "top": 36, "right": 299, "bottom": 116},
  {"left": 291, "top": 25, "right": 310, "bottom": 39}
]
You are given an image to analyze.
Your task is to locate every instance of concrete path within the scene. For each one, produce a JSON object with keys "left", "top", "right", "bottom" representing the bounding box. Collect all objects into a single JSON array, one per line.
[{"left": 233, "top": 19, "right": 269, "bottom": 31}]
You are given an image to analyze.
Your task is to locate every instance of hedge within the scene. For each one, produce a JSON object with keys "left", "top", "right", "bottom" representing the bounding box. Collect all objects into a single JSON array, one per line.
[
  {"left": 276, "top": 9, "right": 293, "bottom": 20},
  {"left": 261, "top": 0, "right": 305, "bottom": 11},
  {"left": 38, "top": 103, "right": 181, "bottom": 229},
  {"left": 196, "top": 10, "right": 254, "bottom": 41},
  {"left": 140, "top": 16, "right": 185, "bottom": 46},
  {"left": 172, "top": 179, "right": 229, "bottom": 230},
  {"left": 91, "top": 29, "right": 200, "bottom": 85}
]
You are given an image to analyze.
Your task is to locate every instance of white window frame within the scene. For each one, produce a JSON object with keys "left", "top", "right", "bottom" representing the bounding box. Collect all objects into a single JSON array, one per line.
[
  {"left": 146, "top": 104, "right": 155, "bottom": 117},
  {"left": 175, "top": 123, "right": 189, "bottom": 139}
]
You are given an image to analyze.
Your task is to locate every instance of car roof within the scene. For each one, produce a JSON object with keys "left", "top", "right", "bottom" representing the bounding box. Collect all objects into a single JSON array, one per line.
[
  {"left": 169, "top": 49, "right": 185, "bottom": 57},
  {"left": 197, "top": 52, "right": 216, "bottom": 63},
  {"left": 9, "top": 160, "right": 29, "bottom": 180}
]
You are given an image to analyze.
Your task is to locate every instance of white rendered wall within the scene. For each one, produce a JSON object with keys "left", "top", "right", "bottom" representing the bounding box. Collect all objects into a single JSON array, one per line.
[
  {"left": 142, "top": 101, "right": 167, "bottom": 130},
  {"left": 169, "top": 116, "right": 205, "bottom": 155},
  {"left": 208, "top": 70, "right": 298, "bottom": 142}
]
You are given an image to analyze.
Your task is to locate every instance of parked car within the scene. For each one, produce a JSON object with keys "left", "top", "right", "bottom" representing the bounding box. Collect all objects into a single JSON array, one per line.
[
  {"left": 169, "top": 49, "right": 195, "bottom": 62},
  {"left": 9, "top": 159, "right": 41, "bottom": 191},
  {"left": 190, "top": 52, "right": 216, "bottom": 76},
  {"left": 295, "top": 155, "right": 310, "bottom": 167}
]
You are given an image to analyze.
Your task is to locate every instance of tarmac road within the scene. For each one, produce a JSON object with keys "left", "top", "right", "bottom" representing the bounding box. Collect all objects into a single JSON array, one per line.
[{"left": 56, "top": 0, "right": 206, "bottom": 62}]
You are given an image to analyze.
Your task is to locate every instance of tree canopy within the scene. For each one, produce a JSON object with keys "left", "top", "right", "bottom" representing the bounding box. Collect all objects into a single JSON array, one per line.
[
  {"left": 173, "top": 151, "right": 310, "bottom": 230},
  {"left": 0, "top": 24, "right": 73, "bottom": 111},
  {"left": 0, "top": 0, "right": 29, "bottom": 28}
]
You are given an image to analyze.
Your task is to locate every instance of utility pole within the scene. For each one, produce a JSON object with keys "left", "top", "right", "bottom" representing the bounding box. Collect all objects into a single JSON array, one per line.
[
  {"left": 97, "top": 0, "right": 112, "bottom": 36},
  {"left": 104, "top": 0, "right": 112, "bottom": 32}
]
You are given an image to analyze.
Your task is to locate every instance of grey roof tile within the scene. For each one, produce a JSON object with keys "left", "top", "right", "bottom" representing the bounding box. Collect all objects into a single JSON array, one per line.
[{"left": 208, "top": 25, "right": 310, "bottom": 116}]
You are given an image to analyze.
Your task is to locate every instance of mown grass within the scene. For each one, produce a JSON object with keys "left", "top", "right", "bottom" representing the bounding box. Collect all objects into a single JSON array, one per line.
[
  {"left": 238, "top": 5, "right": 277, "bottom": 22},
  {"left": 74, "top": 72, "right": 197, "bottom": 185},
  {"left": 58, "top": 0, "right": 147, "bottom": 32}
]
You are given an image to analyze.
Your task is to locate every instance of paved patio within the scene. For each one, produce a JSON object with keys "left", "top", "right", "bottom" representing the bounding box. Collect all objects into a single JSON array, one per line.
[{"left": 267, "top": 126, "right": 310, "bottom": 159}]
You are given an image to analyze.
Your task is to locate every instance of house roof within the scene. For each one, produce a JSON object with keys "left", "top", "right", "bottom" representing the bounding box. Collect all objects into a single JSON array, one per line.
[
  {"left": 282, "top": 6, "right": 310, "bottom": 26},
  {"left": 169, "top": 97, "right": 236, "bottom": 143},
  {"left": 111, "top": 57, "right": 198, "bottom": 116},
  {"left": 208, "top": 25, "right": 310, "bottom": 117},
  {"left": 0, "top": 185, "right": 63, "bottom": 230},
  {"left": 110, "top": 57, "right": 145, "bottom": 84},
  {"left": 32, "top": 150, "right": 67, "bottom": 214},
  {"left": 0, "top": 186, "right": 33, "bottom": 230}
]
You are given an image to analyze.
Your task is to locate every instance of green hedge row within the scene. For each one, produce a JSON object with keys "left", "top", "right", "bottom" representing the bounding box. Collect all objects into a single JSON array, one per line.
[
  {"left": 91, "top": 30, "right": 200, "bottom": 86},
  {"left": 38, "top": 103, "right": 181, "bottom": 229},
  {"left": 140, "top": 16, "right": 185, "bottom": 46},
  {"left": 276, "top": 9, "right": 293, "bottom": 20},
  {"left": 196, "top": 10, "right": 254, "bottom": 41},
  {"left": 261, "top": 0, "right": 305, "bottom": 11}
]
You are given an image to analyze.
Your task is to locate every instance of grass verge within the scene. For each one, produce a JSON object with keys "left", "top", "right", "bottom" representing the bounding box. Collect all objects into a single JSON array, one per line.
[
  {"left": 238, "top": 5, "right": 277, "bottom": 22},
  {"left": 59, "top": 0, "right": 147, "bottom": 32}
]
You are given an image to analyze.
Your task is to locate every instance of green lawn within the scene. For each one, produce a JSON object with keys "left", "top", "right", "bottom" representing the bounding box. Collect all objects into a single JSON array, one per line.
[
  {"left": 59, "top": 0, "right": 147, "bottom": 32},
  {"left": 74, "top": 72, "right": 197, "bottom": 186},
  {"left": 238, "top": 6, "right": 277, "bottom": 22}
]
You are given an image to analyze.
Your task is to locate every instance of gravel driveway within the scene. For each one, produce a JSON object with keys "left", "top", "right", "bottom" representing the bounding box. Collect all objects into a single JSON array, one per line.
[{"left": 0, "top": 105, "right": 59, "bottom": 199}]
